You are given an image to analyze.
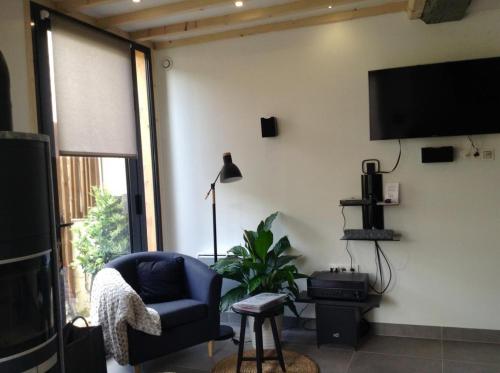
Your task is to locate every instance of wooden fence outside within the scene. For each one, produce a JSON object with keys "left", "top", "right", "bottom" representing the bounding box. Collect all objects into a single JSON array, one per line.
[{"left": 57, "top": 156, "right": 102, "bottom": 298}]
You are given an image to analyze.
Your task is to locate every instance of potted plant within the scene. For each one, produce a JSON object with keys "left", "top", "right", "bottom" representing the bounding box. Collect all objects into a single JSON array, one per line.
[{"left": 212, "top": 212, "right": 307, "bottom": 349}]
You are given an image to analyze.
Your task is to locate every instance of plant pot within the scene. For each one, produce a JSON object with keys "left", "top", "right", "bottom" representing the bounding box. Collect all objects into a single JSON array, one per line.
[{"left": 248, "top": 314, "right": 283, "bottom": 350}]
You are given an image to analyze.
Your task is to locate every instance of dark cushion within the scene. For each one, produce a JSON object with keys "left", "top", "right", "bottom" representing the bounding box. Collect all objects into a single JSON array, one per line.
[
  {"left": 148, "top": 299, "right": 208, "bottom": 329},
  {"left": 136, "top": 257, "right": 185, "bottom": 303}
]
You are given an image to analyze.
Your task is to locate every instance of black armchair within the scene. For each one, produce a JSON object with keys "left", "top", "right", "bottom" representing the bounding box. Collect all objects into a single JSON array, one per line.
[{"left": 105, "top": 252, "right": 222, "bottom": 370}]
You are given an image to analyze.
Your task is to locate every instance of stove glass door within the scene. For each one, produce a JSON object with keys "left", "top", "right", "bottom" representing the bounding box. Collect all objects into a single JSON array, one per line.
[{"left": 0, "top": 252, "right": 55, "bottom": 359}]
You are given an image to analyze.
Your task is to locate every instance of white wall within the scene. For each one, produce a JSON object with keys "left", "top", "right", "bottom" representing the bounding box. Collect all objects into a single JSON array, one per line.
[
  {"left": 0, "top": 0, "right": 36, "bottom": 133},
  {"left": 156, "top": 9, "right": 500, "bottom": 330}
]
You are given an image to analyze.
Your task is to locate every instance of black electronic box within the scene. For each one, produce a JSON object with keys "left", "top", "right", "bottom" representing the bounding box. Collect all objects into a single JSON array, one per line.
[{"left": 307, "top": 271, "right": 369, "bottom": 301}]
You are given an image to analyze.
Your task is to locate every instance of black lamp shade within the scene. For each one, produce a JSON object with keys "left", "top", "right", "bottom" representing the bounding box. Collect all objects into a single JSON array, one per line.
[{"left": 220, "top": 152, "right": 242, "bottom": 183}]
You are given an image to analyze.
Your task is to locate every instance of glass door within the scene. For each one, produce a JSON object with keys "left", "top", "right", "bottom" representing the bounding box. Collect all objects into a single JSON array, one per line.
[
  {"left": 31, "top": 4, "right": 163, "bottom": 322},
  {"left": 57, "top": 156, "right": 132, "bottom": 319}
]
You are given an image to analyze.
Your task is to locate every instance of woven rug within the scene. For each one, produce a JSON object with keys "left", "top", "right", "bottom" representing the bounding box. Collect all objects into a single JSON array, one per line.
[{"left": 212, "top": 349, "right": 319, "bottom": 373}]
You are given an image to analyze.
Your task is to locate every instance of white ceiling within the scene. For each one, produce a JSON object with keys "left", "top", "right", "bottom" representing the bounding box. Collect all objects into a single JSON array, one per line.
[
  {"left": 120, "top": 0, "right": 296, "bottom": 32},
  {"left": 77, "top": 0, "right": 500, "bottom": 45}
]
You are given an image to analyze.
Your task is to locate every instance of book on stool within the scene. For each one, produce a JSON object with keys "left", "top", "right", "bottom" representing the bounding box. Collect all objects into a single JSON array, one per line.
[{"left": 233, "top": 293, "right": 286, "bottom": 313}]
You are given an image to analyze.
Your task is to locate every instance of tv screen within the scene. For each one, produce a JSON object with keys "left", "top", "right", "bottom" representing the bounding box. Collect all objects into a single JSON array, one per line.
[{"left": 369, "top": 57, "right": 500, "bottom": 140}]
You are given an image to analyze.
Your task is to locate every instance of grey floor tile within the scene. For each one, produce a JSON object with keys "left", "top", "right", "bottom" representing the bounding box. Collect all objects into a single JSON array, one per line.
[
  {"left": 107, "top": 358, "right": 209, "bottom": 373},
  {"left": 282, "top": 327, "right": 317, "bottom": 345},
  {"left": 347, "top": 352, "right": 442, "bottom": 373},
  {"left": 444, "top": 360, "right": 500, "bottom": 373},
  {"left": 142, "top": 341, "right": 233, "bottom": 372},
  {"left": 146, "top": 366, "right": 207, "bottom": 373},
  {"left": 358, "top": 335, "right": 442, "bottom": 359},
  {"left": 443, "top": 341, "right": 500, "bottom": 365},
  {"left": 285, "top": 343, "right": 353, "bottom": 373}
]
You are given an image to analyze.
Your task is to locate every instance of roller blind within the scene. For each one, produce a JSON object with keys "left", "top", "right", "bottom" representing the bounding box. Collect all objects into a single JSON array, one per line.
[{"left": 50, "top": 16, "right": 137, "bottom": 157}]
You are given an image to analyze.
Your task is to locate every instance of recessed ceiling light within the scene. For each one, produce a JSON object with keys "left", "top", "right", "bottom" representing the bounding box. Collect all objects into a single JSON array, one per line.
[
  {"left": 132, "top": 0, "right": 141, "bottom": 3},
  {"left": 328, "top": 5, "right": 332, "bottom": 8},
  {"left": 235, "top": 1, "right": 244, "bottom": 7}
]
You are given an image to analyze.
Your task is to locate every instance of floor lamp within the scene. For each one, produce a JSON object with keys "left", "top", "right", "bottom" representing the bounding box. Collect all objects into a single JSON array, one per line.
[
  {"left": 205, "top": 152, "right": 242, "bottom": 342},
  {"left": 205, "top": 152, "right": 243, "bottom": 262}
]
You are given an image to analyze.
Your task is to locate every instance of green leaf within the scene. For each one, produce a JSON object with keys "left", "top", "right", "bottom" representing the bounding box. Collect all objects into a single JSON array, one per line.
[
  {"left": 211, "top": 256, "right": 240, "bottom": 272},
  {"left": 263, "top": 212, "right": 279, "bottom": 231},
  {"left": 246, "top": 260, "right": 267, "bottom": 273},
  {"left": 248, "top": 275, "right": 263, "bottom": 293},
  {"left": 228, "top": 246, "right": 249, "bottom": 257},
  {"left": 272, "top": 236, "right": 291, "bottom": 256},
  {"left": 293, "top": 273, "right": 310, "bottom": 279},
  {"left": 243, "top": 230, "right": 257, "bottom": 255},
  {"left": 221, "top": 272, "right": 245, "bottom": 283},
  {"left": 220, "top": 285, "right": 247, "bottom": 312},
  {"left": 285, "top": 299, "right": 299, "bottom": 317},
  {"left": 279, "top": 264, "right": 299, "bottom": 277},
  {"left": 254, "top": 230, "right": 273, "bottom": 261},
  {"left": 211, "top": 257, "right": 246, "bottom": 283},
  {"left": 267, "top": 251, "right": 277, "bottom": 268},
  {"left": 275, "top": 255, "right": 300, "bottom": 268}
]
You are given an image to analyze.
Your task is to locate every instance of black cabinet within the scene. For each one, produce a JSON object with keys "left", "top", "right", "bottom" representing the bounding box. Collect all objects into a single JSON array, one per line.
[
  {"left": 297, "top": 292, "right": 381, "bottom": 349},
  {"left": 316, "top": 303, "right": 362, "bottom": 347}
]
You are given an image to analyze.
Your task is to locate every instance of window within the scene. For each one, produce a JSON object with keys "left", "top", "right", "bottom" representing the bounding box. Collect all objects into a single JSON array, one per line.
[{"left": 31, "top": 3, "right": 162, "bottom": 320}]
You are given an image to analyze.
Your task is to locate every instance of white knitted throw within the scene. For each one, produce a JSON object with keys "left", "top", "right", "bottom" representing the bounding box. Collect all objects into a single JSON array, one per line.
[{"left": 90, "top": 268, "right": 162, "bottom": 365}]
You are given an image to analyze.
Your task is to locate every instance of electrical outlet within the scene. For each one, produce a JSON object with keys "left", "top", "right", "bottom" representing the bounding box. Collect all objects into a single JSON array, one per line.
[
  {"left": 482, "top": 149, "right": 495, "bottom": 160},
  {"left": 462, "top": 148, "right": 490, "bottom": 160}
]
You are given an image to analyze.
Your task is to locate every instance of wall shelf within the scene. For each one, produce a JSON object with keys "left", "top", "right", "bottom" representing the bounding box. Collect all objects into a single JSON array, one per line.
[
  {"left": 340, "top": 234, "right": 401, "bottom": 241},
  {"left": 339, "top": 196, "right": 400, "bottom": 241},
  {"left": 339, "top": 200, "right": 399, "bottom": 207}
]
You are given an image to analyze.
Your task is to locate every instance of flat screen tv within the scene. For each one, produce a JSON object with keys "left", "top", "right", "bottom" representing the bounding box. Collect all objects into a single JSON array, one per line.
[{"left": 369, "top": 57, "right": 500, "bottom": 140}]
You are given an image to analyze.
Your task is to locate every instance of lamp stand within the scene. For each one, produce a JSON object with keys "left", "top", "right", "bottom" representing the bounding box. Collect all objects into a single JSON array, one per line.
[
  {"left": 210, "top": 182, "right": 218, "bottom": 263},
  {"left": 205, "top": 153, "right": 242, "bottom": 343}
]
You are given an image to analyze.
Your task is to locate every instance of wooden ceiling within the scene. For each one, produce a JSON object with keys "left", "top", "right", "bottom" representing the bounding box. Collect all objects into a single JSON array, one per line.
[{"left": 39, "top": 0, "right": 480, "bottom": 49}]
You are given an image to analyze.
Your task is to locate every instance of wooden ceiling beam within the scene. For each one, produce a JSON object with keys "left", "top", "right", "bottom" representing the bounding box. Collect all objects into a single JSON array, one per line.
[
  {"left": 156, "top": 1, "right": 407, "bottom": 49},
  {"left": 53, "top": 0, "right": 125, "bottom": 11},
  {"left": 407, "top": 0, "right": 427, "bottom": 19},
  {"left": 34, "top": 0, "right": 116, "bottom": 32},
  {"left": 98, "top": 0, "right": 235, "bottom": 29},
  {"left": 132, "top": 0, "right": 366, "bottom": 42},
  {"left": 31, "top": 0, "right": 152, "bottom": 48}
]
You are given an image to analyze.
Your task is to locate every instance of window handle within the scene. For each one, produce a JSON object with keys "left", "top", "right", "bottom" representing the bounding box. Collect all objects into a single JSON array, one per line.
[{"left": 135, "top": 194, "right": 143, "bottom": 215}]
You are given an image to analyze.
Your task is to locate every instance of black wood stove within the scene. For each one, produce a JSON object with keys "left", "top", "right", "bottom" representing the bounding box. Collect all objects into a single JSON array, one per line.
[{"left": 0, "top": 52, "right": 63, "bottom": 372}]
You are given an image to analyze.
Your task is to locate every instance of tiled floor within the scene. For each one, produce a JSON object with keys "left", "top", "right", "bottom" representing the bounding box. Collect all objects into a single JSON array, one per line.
[{"left": 107, "top": 326, "right": 500, "bottom": 373}]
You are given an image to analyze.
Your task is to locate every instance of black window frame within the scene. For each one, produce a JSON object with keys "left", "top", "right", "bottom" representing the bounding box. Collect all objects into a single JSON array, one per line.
[{"left": 30, "top": 1, "right": 163, "bottom": 255}]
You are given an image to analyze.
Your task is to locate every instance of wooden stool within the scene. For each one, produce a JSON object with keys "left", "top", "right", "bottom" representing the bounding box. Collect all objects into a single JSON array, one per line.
[{"left": 232, "top": 304, "right": 286, "bottom": 373}]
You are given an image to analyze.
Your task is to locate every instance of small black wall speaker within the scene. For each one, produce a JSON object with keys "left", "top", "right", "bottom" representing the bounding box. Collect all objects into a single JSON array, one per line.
[
  {"left": 421, "top": 146, "right": 454, "bottom": 163},
  {"left": 261, "top": 117, "right": 278, "bottom": 137}
]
